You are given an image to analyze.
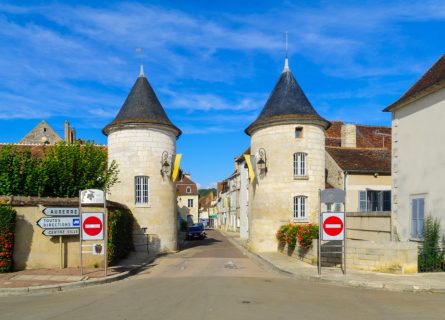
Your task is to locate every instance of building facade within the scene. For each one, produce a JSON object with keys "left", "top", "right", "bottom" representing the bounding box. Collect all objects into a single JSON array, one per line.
[
  {"left": 177, "top": 173, "right": 199, "bottom": 225},
  {"left": 385, "top": 55, "right": 445, "bottom": 241}
]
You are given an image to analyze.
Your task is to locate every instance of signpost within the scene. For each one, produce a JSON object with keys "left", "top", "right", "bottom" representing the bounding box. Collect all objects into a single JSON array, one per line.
[
  {"left": 37, "top": 207, "right": 80, "bottom": 269},
  {"left": 81, "top": 213, "right": 104, "bottom": 241},
  {"left": 318, "top": 188, "right": 346, "bottom": 275},
  {"left": 79, "top": 189, "right": 107, "bottom": 278},
  {"left": 322, "top": 212, "right": 345, "bottom": 241},
  {"left": 37, "top": 217, "right": 80, "bottom": 229},
  {"left": 42, "top": 207, "right": 79, "bottom": 216},
  {"left": 42, "top": 229, "right": 79, "bottom": 236}
]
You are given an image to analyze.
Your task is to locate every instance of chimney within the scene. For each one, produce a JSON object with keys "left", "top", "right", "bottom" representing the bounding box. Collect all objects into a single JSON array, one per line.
[
  {"left": 70, "top": 128, "right": 76, "bottom": 144},
  {"left": 341, "top": 124, "right": 356, "bottom": 148},
  {"left": 183, "top": 173, "right": 191, "bottom": 180},
  {"left": 64, "top": 120, "right": 70, "bottom": 143}
]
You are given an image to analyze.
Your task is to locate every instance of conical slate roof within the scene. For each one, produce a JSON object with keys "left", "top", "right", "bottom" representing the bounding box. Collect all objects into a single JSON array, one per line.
[
  {"left": 103, "top": 72, "right": 181, "bottom": 137},
  {"left": 245, "top": 67, "right": 329, "bottom": 135}
]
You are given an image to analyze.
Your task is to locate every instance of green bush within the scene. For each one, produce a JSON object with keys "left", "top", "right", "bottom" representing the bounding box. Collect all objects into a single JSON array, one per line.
[
  {"left": 0, "top": 205, "right": 16, "bottom": 272},
  {"left": 418, "top": 216, "right": 445, "bottom": 272},
  {"left": 0, "top": 142, "right": 119, "bottom": 197},
  {"left": 108, "top": 209, "right": 135, "bottom": 265}
]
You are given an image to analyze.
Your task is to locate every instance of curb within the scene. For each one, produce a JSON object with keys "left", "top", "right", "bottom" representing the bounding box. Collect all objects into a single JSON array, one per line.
[
  {"left": 0, "top": 258, "right": 155, "bottom": 297},
  {"left": 221, "top": 230, "right": 445, "bottom": 294}
]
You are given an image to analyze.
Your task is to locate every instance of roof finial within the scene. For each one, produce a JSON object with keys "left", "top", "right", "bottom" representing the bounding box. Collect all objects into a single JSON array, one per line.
[
  {"left": 283, "top": 31, "right": 290, "bottom": 72},
  {"left": 136, "top": 47, "right": 145, "bottom": 77}
]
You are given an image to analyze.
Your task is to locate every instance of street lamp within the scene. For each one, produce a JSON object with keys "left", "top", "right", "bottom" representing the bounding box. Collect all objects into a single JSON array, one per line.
[
  {"left": 257, "top": 148, "right": 267, "bottom": 175},
  {"left": 161, "top": 151, "right": 171, "bottom": 178}
]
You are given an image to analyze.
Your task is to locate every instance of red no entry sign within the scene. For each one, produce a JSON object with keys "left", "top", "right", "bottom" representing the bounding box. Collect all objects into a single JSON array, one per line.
[
  {"left": 81, "top": 213, "right": 104, "bottom": 241},
  {"left": 322, "top": 212, "right": 345, "bottom": 241}
]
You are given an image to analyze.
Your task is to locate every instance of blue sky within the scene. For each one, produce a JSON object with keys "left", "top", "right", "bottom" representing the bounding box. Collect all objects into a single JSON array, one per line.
[{"left": 0, "top": 1, "right": 444, "bottom": 188}]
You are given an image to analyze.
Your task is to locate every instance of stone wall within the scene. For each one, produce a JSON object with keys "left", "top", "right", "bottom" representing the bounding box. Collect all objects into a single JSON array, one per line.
[
  {"left": 279, "top": 239, "right": 418, "bottom": 274},
  {"left": 347, "top": 212, "right": 391, "bottom": 241},
  {"left": 2, "top": 196, "right": 128, "bottom": 270}
]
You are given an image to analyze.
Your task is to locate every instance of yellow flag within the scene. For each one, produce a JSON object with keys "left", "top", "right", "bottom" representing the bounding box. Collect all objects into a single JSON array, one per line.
[
  {"left": 172, "top": 154, "right": 182, "bottom": 182},
  {"left": 244, "top": 154, "right": 255, "bottom": 184}
]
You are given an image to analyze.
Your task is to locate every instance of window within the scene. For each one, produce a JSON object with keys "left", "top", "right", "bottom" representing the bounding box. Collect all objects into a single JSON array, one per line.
[
  {"left": 135, "top": 176, "right": 149, "bottom": 205},
  {"left": 293, "top": 153, "right": 307, "bottom": 176},
  {"left": 188, "top": 199, "right": 194, "bottom": 208},
  {"left": 293, "top": 196, "right": 307, "bottom": 219},
  {"left": 186, "top": 186, "right": 191, "bottom": 194},
  {"left": 411, "top": 197, "right": 425, "bottom": 239},
  {"left": 295, "top": 127, "right": 303, "bottom": 138},
  {"left": 359, "top": 190, "right": 391, "bottom": 212}
]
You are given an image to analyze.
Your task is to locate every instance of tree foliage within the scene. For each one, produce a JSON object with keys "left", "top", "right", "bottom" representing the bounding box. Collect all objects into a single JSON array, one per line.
[{"left": 0, "top": 142, "right": 118, "bottom": 197}]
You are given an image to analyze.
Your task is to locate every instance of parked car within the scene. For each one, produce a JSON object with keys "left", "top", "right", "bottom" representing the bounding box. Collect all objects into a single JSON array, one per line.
[{"left": 186, "top": 223, "right": 206, "bottom": 240}]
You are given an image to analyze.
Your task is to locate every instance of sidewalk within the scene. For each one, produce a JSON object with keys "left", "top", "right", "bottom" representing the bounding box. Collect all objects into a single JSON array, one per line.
[
  {"left": 222, "top": 230, "right": 445, "bottom": 293},
  {"left": 0, "top": 251, "right": 156, "bottom": 296}
]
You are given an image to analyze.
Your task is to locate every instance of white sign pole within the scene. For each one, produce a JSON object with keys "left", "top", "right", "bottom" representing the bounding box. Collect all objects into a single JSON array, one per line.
[
  {"left": 104, "top": 190, "right": 107, "bottom": 278},
  {"left": 79, "top": 190, "right": 83, "bottom": 277}
]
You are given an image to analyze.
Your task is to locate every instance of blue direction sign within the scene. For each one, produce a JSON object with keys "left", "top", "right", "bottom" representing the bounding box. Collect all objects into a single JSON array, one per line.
[
  {"left": 36, "top": 217, "right": 80, "bottom": 229},
  {"left": 42, "top": 207, "right": 79, "bottom": 216}
]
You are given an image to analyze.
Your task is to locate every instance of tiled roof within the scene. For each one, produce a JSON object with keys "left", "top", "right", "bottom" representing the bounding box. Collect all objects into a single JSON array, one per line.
[
  {"left": 235, "top": 147, "right": 251, "bottom": 162},
  {"left": 103, "top": 74, "right": 181, "bottom": 136},
  {"left": 385, "top": 54, "right": 445, "bottom": 111},
  {"left": 325, "top": 121, "right": 391, "bottom": 150},
  {"left": 326, "top": 146, "right": 391, "bottom": 174},
  {"left": 176, "top": 175, "right": 198, "bottom": 195},
  {"left": 246, "top": 68, "right": 329, "bottom": 135}
]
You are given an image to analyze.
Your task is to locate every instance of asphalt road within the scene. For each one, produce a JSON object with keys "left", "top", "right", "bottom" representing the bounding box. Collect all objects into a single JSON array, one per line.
[{"left": 1, "top": 229, "right": 444, "bottom": 320}]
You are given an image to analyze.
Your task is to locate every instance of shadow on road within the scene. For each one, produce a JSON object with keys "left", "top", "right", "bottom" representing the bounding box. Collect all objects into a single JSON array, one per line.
[{"left": 179, "top": 236, "right": 222, "bottom": 251}]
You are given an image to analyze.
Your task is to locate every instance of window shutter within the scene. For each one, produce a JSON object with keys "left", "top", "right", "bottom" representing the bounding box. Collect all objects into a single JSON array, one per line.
[{"left": 359, "top": 191, "right": 367, "bottom": 212}]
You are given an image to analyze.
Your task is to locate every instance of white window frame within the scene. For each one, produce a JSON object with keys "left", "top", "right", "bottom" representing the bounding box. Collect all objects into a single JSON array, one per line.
[
  {"left": 187, "top": 198, "right": 194, "bottom": 208},
  {"left": 135, "top": 176, "right": 149, "bottom": 205},
  {"left": 359, "top": 190, "right": 391, "bottom": 212},
  {"left": 293, "top": 196, "right": 307, "bottom": 220},
  {"left": 293, "top": 153, "right": 307, "bottom": 176},
  {"left": 186, "top": 186, "right": 191, "bottom": 194},
  {"left": 411, "top": 196, "right": 426, "bottom": 240}
]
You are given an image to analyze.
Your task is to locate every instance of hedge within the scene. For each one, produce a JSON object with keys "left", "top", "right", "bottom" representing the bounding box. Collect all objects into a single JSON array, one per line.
[
  {"left": 108, "top": 209, "right": 135, "bottom": 265},
  {"left": 0, "top": 142, "right": 118, "bottom": 197},
  {"left": 0, "top": 205, "right": 16, "bottom": 272}
]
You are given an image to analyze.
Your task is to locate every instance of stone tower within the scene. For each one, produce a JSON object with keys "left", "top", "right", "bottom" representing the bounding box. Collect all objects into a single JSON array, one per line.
[
  {"left": 245, "top": 59, "right": 330, "bottom": 252},
  {"left": 103, "top": 66, "right": 181, "bottom": 253}
]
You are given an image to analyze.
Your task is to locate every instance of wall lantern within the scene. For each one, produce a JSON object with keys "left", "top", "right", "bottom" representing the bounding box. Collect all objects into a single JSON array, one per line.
[
  {"left": 257, "top": 148, "right": 267, "bottom": 175},
  {"left": 161, "top": 151, "right": 171, "bottom": 177}
]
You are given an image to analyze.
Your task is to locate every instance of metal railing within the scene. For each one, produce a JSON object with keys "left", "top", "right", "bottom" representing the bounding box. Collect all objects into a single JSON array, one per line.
[{"left": 418, "top": 247, "right": 445, "bottom": 272}]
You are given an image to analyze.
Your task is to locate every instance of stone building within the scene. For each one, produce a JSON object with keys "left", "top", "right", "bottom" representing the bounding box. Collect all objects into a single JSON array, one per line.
[
  {"left": 384, "top": 54, "right": 445, "bottom": 241},
  {"left": 19, "top": 120, "right": 62, "bottom": 145},
  {"left": 19, "top": 120, "right": 77, "bottom": 145},
  {"left": 103, "top": 66, "right": 181, "bottom": 253},
  {"left": 176, "top": 173, "right": 199, "bottom": 224},
  {"left": 245, "top": 58, "right": 330, "bottom": 252}
]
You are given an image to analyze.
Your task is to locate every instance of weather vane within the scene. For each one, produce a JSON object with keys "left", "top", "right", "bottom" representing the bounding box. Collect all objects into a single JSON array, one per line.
[
  {"left": 284, "top": 31, "right": 289, "bottom": 71},
  {"left": 136, "top": 47, "right": 144, "bottom": 77}
]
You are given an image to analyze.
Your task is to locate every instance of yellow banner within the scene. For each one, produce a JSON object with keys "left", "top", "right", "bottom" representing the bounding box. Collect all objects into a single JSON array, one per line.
[
  {"left": 172, "top": 154, "right": 182, "bottom": 182},
  {"left": 244, "top": 154, "right": 255, "bottom": 184}
]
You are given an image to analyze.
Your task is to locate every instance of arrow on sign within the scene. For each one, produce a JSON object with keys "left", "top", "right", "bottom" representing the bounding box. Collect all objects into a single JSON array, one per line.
[
  {"left": 36, "top": 217, "right": 80, "bottom": 229},
  {"left": 42, "top": 207, "right": 79, "bottom": 216},
  {"left": 42, "top": 229, "right": 80, "bottom": 236}
]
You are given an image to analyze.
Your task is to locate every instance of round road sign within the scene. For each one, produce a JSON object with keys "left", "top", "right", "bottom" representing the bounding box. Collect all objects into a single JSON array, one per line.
[
  {"left": 83, "top": 216, "right": 103, "bottom": 237},
  {"left": 323, "top": 215, "right": 344, "bottom": 237}
]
